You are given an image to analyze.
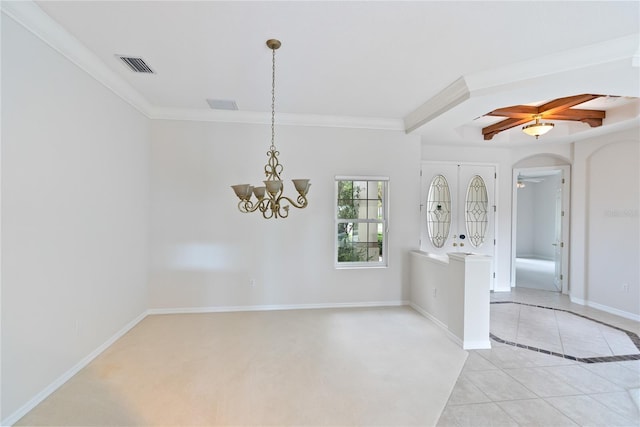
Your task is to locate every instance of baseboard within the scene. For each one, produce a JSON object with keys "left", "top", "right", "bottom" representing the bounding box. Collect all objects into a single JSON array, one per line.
[
  {"left": 569, "top": 296, "right": 640, "bottom": 322},
  {"left": 409, "top": 302, "right": 446, "bottom": 329},
  {"left": 463, "top": 340, "right": 492, "bottom": 350},
  {"left": 148, "top": 300, "right": 409, "bottom": 315},
  {"left": 1, "top": 311, "right": 148, "bottom": 427},
  {"left": 516, "top": 254, "right": 554, "bottom": 261},
  {"left": 408, "top": 302, "right": 463, "bottom": 347}
]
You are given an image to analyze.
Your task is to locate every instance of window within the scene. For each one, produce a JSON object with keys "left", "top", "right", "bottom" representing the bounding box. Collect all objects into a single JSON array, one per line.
[{"left": 335, "top": 177, "right": 388, "bottom": 267}]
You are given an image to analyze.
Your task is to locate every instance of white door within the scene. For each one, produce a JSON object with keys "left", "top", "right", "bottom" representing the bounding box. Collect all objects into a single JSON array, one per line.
[
  {"left": 456, "top": 165, "right": 495, "bottom": 259},
  {"left": 421, "top": 162, "right": 496, "bottom": 289},
  {"left": 553, "top": 186, "right": 563, "bottom": 289}
]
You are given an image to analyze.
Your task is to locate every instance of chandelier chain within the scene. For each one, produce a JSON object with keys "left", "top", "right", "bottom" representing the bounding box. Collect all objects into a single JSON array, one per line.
[{"left": 270, "top": 46, "right": 276, "bottom": 151}]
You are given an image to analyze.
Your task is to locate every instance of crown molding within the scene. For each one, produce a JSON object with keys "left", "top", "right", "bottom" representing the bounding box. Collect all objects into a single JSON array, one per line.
[
  {"left": 2, "top": 0, "right": 404, "bottom": 131},
  {"left": 1, "top": 0, "right": 153, "bottom": 117},
  {"left": 150, "top": 107, "right": 405, "bottom": 131}
]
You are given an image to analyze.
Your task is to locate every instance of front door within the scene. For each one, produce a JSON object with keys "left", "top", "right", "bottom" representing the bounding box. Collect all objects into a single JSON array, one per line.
[{"left": 421, "top": 162, "right": 496, "bottom": 290}]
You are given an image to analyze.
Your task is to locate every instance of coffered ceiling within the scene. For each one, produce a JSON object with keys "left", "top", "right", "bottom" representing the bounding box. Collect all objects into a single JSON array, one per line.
[{"left": 4, "top": 1, "right": 639, "bottom": 145}]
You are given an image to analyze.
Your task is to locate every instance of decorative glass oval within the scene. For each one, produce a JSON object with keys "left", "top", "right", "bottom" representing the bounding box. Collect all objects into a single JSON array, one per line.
[
  {"left": 465, "top": 175, "right": 489, "bottom": 248},
  {"left": 426, "top": 175, "right": 451, "bottom": 248}
]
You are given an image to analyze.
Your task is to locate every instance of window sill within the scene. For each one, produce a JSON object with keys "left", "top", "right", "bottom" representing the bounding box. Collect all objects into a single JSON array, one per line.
[{"left": 335, "top": 263, "right": 389, "bottom": 270}]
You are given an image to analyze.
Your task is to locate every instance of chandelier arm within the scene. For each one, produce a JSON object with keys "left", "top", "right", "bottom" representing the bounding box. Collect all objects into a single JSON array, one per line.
[
  {"left": 278, "top": 195, "right": 309, "bottom": 209},
  {"left": 261, "top": 206, "right": 275, "bottom": 219},
  {"left": 238, "top": 199, "right": 264, "bottom": 214},
  {"left": 277, "top": 204, "right": 290, "bottom": 219}
]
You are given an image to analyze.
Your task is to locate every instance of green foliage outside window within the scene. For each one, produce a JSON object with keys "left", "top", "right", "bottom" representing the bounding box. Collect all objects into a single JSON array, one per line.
[{"left": 336, "top": 180, "right": 386, "bottom": 264}]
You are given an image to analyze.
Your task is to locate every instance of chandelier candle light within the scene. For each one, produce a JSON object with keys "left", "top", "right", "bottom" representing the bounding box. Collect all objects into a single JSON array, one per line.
[{"left": 231, "top": 39, "right": 310, "bottom": 219}]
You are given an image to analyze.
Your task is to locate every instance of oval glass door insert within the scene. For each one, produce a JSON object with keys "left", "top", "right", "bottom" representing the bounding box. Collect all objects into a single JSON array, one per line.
[
  {"left": 465, "top": 175, "right": 489, "bottom": 247},
  {"left": 426, "top": 175, "right": 451, "bottom": 248}
]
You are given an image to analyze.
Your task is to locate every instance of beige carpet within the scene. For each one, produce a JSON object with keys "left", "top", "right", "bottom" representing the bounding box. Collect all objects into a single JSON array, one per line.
[{"left": 16, "top": 306, "right": 467, "bottom": 426}]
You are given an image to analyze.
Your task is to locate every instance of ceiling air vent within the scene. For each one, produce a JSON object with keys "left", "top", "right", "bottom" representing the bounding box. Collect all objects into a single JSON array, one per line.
[
  {"left": 207, "top": 99, "right": 238, "bottom": 110},
  {"left": 117, "top": 55, "right": 154, "bottom": 73}
]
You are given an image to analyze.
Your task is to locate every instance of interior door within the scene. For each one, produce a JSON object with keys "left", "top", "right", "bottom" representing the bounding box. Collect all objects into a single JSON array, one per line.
[{"left": 553, "top": 186, "right": 562, "bottom": 289}]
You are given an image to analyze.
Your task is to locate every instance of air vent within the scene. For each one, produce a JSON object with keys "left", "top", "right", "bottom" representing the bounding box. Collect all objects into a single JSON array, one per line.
[
  {"left": 207, "top": 99, "right": 238, "bottom": 111},
  {"left": 117, "top": 55, "right": 154, "bottom": 73}
]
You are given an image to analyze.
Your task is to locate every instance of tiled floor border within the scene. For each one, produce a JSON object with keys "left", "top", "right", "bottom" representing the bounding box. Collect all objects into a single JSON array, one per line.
[{"left": 490, "top": 301, "right": 640, "bottom": 364}]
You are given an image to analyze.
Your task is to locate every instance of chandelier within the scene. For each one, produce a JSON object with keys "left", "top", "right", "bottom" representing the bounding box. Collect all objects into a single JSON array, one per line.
[
  {"left": 231, "top": 39, "right": 310, "bottom": 219},
  {"left": 522, "top": 115, "right": 554, "bottom": 139}
]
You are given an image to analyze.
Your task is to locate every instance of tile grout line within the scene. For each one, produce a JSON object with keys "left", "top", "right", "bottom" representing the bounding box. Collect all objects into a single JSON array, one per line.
[
  {"left": 554, "top": 308, "right": 567, "bottom": 357},
  {"left": 515, "top": 302, "right": 522, "bottom": 348},
  {"left": 598, "top": 320, "right": 620, "bottom": 358},
  {"left": 541, "top": 395, "right": 592, "bottom": 427}
]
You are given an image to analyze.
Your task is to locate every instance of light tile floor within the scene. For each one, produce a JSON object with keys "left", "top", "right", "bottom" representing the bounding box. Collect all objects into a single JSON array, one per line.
[{"left": 438, "top": 288, "right": 640, "bottom": 427}]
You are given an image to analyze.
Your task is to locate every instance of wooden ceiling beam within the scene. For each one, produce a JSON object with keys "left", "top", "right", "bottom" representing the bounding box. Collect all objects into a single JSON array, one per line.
[
  {"left": 485, "top": 106, "right": 538, "bottom": 119},
  {"left": 581, "top": 118, "right": 604, "bottom": 127},
  {"left": 487, "top": 106, "right": 605, "bottom": 121},
  {"left": 545, "top": 109, "right": 605, "bottom": 121},
  {"left": 482, "top": 117, "right": 532, "bottom": 140},
  {"left": 536, "top": 94, "right": 603, "bottom": 115},
  {"left": 481, "top": 94, "right": 607, "bottom": 139}
]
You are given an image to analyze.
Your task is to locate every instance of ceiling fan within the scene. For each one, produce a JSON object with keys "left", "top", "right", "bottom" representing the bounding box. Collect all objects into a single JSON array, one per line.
[{"left": 482, "top": 94, "right": 607, "bottom": 140}]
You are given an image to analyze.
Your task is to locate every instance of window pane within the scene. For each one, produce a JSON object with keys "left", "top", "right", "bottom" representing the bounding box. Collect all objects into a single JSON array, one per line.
[
  {"left": 337, "top": 199, "right": 358, "bottom": 219},
  {"left": 353, "top": 181, "right": 367, "bottom": 199},
  {"left": 465, "top": 175, "right": 488, "bottom": 248},
  {"left": 337, "top": 181, "right": 354, "bottom": 199},
  {"left": 357, "top": 222, "right": 366, "bottom": 243},
  {"left": 367, "top": 200, "right": 380, "bottom": 219},
  {"left": 336, "top": 178, "right": 388, "bottom": 266},
  {"left": 426, "top": 174, "right": 452, "bottom": 248}
]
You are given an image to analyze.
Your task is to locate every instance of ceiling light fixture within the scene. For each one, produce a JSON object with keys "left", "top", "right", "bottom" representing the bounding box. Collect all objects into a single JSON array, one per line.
[
  {"left": 231, "top": 39, "right": 310, "bottom": 219},
  {"left": 522, "top": 115, "right": 554, "bottom": 139}
]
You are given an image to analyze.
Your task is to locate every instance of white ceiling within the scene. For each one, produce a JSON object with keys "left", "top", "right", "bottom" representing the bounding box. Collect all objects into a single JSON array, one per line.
[{"left": 10, "top": 1, "right": 640, "bottom": 145}]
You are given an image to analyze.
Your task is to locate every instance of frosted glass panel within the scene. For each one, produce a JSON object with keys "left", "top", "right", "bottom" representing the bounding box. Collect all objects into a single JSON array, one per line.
[
  {"left": 465, "top": 175, "right": 488, "bottom": 248},
  {"left": 426, "top": 175, "right": 451, "bottom": 248}
]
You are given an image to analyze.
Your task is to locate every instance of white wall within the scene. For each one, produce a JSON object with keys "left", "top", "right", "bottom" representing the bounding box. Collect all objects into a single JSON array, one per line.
[
  {"left": 1, "top": 15, "right": 150, "bottom": 419},
  {"left": 149, "top": 120, "right": 421, "bottom": 310},
  {"left": 515, "top": 184, "right": 534, "bottom": 256},
  {"left": 572, "top": 129, "right": 639, "bottom": 317},
  {"left": 532, "top": 175, "right": 560, "bottom": 259}
]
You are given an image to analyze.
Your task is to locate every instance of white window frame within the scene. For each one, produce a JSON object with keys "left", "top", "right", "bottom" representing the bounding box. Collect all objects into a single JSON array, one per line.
[{"left": 335, "top": 176, "right": 389, "bottom": 269}]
